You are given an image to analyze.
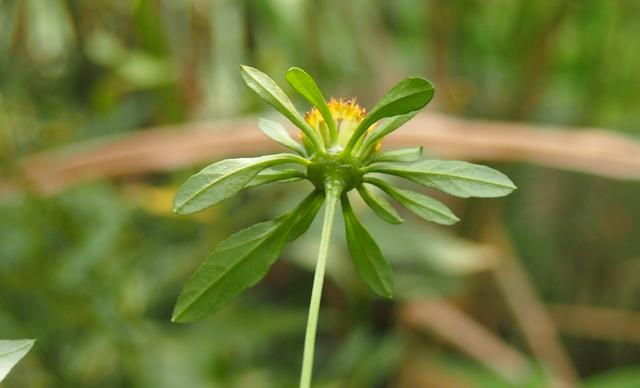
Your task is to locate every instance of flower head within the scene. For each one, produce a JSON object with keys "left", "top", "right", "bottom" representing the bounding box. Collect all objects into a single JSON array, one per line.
[
  {"left": 303, "top": 98, "right": 380, "bottom": 153},
  {"left": 171, "top": 65, "right": 516, "bottom": 322},
  {"left": 171, "top": 65, "right": 516, "bottom": 388}
]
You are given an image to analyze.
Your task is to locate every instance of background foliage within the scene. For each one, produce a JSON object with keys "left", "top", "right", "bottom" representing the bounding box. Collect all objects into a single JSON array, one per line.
[{"left": 1, "top": 0, "right": 639, "bottom": 386}]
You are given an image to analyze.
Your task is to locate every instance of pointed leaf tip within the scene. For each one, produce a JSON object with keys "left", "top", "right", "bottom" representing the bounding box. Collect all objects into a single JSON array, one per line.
[
  {"left": 346, "top": 77, "right": 434, "bottom": 151},
  {"left": 173, "top": 154, "right": 299, "bottom": 214},
  {"left": 172, "top": 192, "right": 323, "bottom": 321},
  {"left": 0, "top": 339, "right": 36, "bottom": 382},
  {"left": 240, "top": 65, "right": 323, "bottom": 149},
  {"left": 341, "top": 196, "right": 394, "bottom": 298},
  {"left": 172, "top": 219, "right": 288, "bottom": 322},
  {"left": 357, "top": 184, "right": 404, "bottom": 225},
  {"left": 258, "top": 118, "right": 306, "bottom": 155},
  {"left": 285, "top": 67, "right": 337, "bottom": 141},
  {"left": 366, "top": 177, "right": 459, "bottom": 226},
  {"left": 369, "top": 160, "right": 516, "bottom": 198}
]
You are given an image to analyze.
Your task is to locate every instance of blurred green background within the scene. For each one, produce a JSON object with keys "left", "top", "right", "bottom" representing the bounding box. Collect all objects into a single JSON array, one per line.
[{"left": 1, "top": 0, "right": 640, "bottom": 387}]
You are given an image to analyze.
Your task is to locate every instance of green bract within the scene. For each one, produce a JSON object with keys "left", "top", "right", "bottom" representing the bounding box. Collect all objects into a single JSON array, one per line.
[{"left": 172, "top": 65, "right": 516, "bottom": 387}]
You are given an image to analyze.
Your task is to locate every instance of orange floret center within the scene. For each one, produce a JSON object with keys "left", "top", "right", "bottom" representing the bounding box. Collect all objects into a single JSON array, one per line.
[{"left": 303, "top": 98, "right": 378, "bottom": 152}]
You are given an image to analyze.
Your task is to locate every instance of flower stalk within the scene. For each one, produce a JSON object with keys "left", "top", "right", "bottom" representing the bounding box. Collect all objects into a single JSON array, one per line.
[
  {"left": 299, "top": 182, "right": 341, "bottom": 388},
  {"left": 171, "top": 65, "right": 516, "bottom": 386}
]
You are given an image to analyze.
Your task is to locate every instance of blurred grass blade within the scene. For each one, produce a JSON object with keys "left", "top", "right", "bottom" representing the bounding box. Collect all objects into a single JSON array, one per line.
[
  {"left": 369, "top": 147, "right": 423, "bottom": 164},
  {"left": 173, "top": 192, "right": 324, "bottom": 322},
  {"left": 241, "top": 65, "right": 322, "bottom": 149},
  {"left": 258, "top": 118, "right": 306, "bottom": 155},
  {"left": 367, "top": 160, "right": 516, "bottom": 198},
  {"left": 24, "top": 0, "right": 74, "bottom": 64},
  {"left": 173, "top": 153, "right": 304, "bottom": 214},
  {"left": 347, "top": 78, "right": 434, "bottom": 150},
  {"left": 286, "top": 67, "right": 337, "bottom": 142},
  {"left": 357, "top": 184, "right": 403, "bottom": 224},
  {"left": 584, "top": 367, "right": 640, "bottom": 388},
  {"left": 366, "top": 177, "right": 459, "bottom": 225},
  {"left": 0, "top": 339, "right": 35, "bottom": 382},
  {"left": 341, "top": 195, "right": 394, "bottom": 298}
]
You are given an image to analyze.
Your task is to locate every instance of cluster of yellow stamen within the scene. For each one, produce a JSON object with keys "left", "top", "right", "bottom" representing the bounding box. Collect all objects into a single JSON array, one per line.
[{"left": 303, "top": 98, "right": 379, "bottom": 152}]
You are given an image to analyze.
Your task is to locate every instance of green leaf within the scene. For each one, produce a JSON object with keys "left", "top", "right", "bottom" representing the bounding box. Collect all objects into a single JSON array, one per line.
[
  {"left": 287, "top": 191, "right": 324, "bottom": 242},
  {"left": 368, "top": 147, "right": 423, "bottom": 164},
  {"left": 172, "top": 219, "right": 284, "bottom": 322},
  {"left": 173, "top": 153, "right": 303, "bottom": 214},
  {"left": 286, "top": 67, "right": 337, "bottom": 141},
  {"left": 244, "top": 167, "right": 305, "bottom": 188},
  {"left": 367, "top": 160, "right": 516, "bottom": 198},
  {"left": 359, "top": 112, "right": 418, "bottom": 155},
  {"left": 366, "top": 177, "right": 459, "bottom": 225},
  {"left": 341, "top": 195, "right": 394, "bottom": 298},
  {"left": 240, "top": 65, "right": 322, "bottom": 149},
  {"left": 258, "top": 118, "right": 306, "bottom": 155},
  {"left": 357, "top": 184, "right": 403, "bottom": 224},
  {"left": 347, "top": 78, "right": 434, "bottom": 150},
  {"left": 0, "top": 339, "right": 35, "bottom": 382},
  {"left": 173, "top": 192, "right": 324, "bottom": 322}
]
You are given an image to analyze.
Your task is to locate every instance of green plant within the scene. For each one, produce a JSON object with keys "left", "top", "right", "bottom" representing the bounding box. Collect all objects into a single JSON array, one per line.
[
  {"left": 171, "top": 65, "right": 516, "bottom": 387},
  {"left": 0, "top": 339, "right": 35, "bottom": 382}
]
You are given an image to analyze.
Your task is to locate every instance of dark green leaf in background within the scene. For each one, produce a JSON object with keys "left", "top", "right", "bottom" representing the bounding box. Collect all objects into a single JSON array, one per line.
[{"left": 584, "top": 367, "right": 640, "bottom": 388}]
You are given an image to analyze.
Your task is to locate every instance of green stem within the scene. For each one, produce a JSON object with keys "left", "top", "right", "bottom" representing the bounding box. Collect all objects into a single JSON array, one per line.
[{"left": 299, "top": 182, "right": 341, "bottom": 388}]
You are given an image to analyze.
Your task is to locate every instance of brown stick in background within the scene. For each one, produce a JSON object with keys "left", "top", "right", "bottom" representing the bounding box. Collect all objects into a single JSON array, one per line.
[
  {"left": 6, "top": 113, "right": 640, "bottom": 196},
  {"left": 399, "top": 298, "right": 530, "bottom": 384},
  {"left": 549, "top": 304, "right": 640, "bottom": 345}
]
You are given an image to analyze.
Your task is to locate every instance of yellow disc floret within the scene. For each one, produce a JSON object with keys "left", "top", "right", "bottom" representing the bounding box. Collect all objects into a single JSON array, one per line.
[{"left": 303, "top": 98, "right": 379, "bottom": 153}]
